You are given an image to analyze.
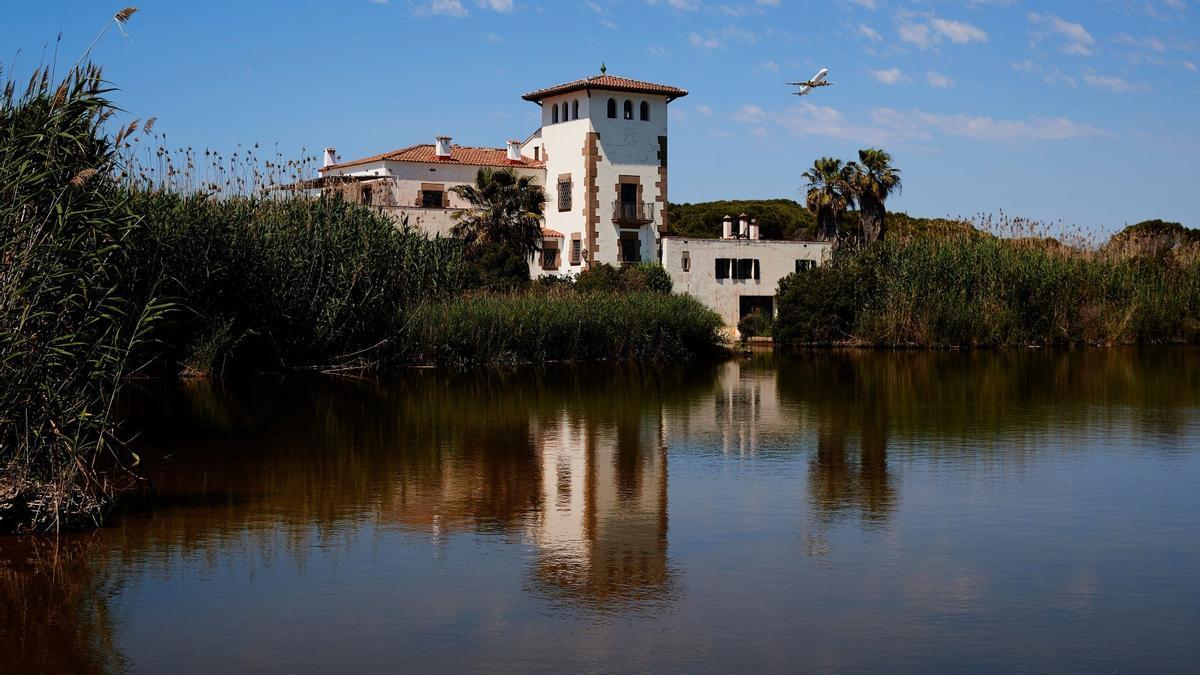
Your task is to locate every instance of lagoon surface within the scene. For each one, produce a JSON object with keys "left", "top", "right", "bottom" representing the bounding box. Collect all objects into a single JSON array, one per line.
[{"left": 3, "top": 349, "right": 1200, "bottom": 673}]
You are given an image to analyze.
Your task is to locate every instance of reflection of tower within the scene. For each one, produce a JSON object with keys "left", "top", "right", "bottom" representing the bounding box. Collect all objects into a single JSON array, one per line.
[
  {"left": 530, "top": 411, "right": 671, "bottom": 605},
  {"left": 807, "top": 395, "right": 896, "bottom": 527}
]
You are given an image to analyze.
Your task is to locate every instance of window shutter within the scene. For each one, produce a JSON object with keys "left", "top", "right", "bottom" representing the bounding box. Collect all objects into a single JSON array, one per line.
[
  {"left": 754, "top": 259, "right": 761, "bottom": 280},
  {"left": 715, "top": 258, "right": 730, "bottom": 279}
]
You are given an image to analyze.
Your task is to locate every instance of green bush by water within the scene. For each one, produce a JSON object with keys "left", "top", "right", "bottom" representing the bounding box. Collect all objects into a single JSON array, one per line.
[
  {"left": 776, "top": 234, "right": 1200, "bottom": 347},
  {"left": 127, "top": 191, "right": 464, "bottom": 374},
  {"left": 407, "top": 291, "right": 725, "bottom": 367}
]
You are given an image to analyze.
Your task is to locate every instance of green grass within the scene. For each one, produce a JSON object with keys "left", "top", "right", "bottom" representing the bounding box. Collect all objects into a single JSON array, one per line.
[{"left": 406, "top": 291, "right": 726, "bottom": 367}]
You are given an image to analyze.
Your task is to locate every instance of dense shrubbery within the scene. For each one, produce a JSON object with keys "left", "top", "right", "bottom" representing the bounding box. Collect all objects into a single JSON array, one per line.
[
  {"left": 1, "top": 66, "right": 159, "bottom": 530},
  {"left": 128, "top": 191, "right": 463, "bottom": 375},
  {"left": 575, "top": 262, "right": 672, "bottom": 294},
  {"left": 776, "top": 235, "right": 1200, "bottom": 347},
  {"left": 407, "top": 291, "right": 724, "bottom": 366}
]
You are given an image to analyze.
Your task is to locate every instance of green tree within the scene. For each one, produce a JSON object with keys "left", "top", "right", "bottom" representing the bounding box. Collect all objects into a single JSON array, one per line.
[
  {"left": 802, "top": 157, "right": 853, "bottom": 242},
  {"left": 849, "top": 149, "right": 902, "bottom": 243},
  {"left": 451, "top": 168, "right": 547, "bottom": 261}
]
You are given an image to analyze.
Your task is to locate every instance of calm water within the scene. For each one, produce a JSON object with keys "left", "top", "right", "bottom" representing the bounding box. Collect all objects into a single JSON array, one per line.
[{"left": 3, "top": 349, "right": 1200, "bottom": 673}]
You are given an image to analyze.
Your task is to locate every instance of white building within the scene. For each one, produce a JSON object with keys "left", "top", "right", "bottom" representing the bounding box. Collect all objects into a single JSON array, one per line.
[
  {"left": 317, "top": 71, "right": 831, "bottom": 330},
  {"left": 318, "top": 71, "right": 685, "bottom": 276},
  {"left": 662, "top": 214, "right": 831, "bottom": 327}
]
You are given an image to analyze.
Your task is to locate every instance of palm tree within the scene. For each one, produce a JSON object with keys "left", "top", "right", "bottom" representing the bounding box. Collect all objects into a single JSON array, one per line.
[
  {"left": 850, "top": 149, "right": 901, "bottom": 243},
  {"left": 802, "top": 157, "right": 853, "bottom": 242},
  {"left": 451, "top": 168, "right": 547, "bottom": 260}
]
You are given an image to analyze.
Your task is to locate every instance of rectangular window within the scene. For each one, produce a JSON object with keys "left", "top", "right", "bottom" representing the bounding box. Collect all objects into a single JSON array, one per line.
[
  {"left": 681, "top": 250, "right": 690, "bottom": 272},
  {"left": 715, "top": 258, "right": 731, "bottom": 279},
  {"left": 796, "top": 259, "right": 816, "bottom": 273},
  {"left": 421, "top": 190, "right": 444, "bottom": 209},
  {"left": 619, "top": 232, "right": 641, "bottom": 263},
  {"left": 570, "top": 238, "right": 582, "bottom": 265},
  {"left": 541, "top": 244, "right": 559, "bottom": 270},
  {"left": 735, "top": 259, "right": 754, "bottom": 280},
  {"left": 362, "top": 186, "right": 373, "bottom": 206},
  {"left": 558, "top": 179, "right": 572, "bottom": 211}
]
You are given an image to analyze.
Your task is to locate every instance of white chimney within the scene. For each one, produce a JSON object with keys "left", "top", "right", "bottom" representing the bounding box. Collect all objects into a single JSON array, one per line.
[
  {"left": 749, "top": 218, "right": 760, "bottom": 241},
  {"left": 506, "top": 139, "right": 522, "bottom": 162},
  {"left": 323, "top": 147, "right": 337, "bottom": 168},
  {"left": 738, "top": 213, "right": 749, "bottom": 238},
  {"left": 722, "top": 215, "right": 733, "bottom": 240},
  {"left": 435, "top": 136, "right": 452, "bottom": 158}
]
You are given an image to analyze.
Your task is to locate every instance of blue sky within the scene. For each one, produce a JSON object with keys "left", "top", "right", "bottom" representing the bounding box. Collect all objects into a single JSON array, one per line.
[{"left": 4, "top": 0, "right": 1198, "bottom": 232}]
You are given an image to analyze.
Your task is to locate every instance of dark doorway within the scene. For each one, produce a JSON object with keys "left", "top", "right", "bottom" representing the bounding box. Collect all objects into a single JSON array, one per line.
[{"left": 739, "top": 295, "right": 774, "bottom": 320}]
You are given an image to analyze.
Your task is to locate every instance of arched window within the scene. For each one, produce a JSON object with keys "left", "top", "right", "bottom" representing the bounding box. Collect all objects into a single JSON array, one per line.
[
  {"left": 572, "top": 99, "right": 579, "bottom": 120},
  {"left": 607, "top": 98, "right": 617, "bottom": 118},
  {"left": 623, "top": 100, "right": 633, "bottom": 120},
  {"left": 561, "top": 102, "right": 568, "bottom": 121},
  {"left": 552, "top": 104, "right": 559, "bottom": 124},
  {"left": 640, "top": 101, "right": 650, "bottom": 121}
]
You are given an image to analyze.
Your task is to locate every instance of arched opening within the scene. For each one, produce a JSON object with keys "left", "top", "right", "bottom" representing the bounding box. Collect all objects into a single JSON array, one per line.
[
  {"left": 607, "top": 98, "right": 617, "bottom": 118},
  {"left": 640, "top": 101, "right": 650, "bottom": 121},
  {"left": 552, "top": 104, "right": 559, "bottom": 124},
  {"left": 572, "top": 99, "right": 579, "bottom": 120},
  {"left": 623, "top": 100, "right": 633, "bottom": 120}
]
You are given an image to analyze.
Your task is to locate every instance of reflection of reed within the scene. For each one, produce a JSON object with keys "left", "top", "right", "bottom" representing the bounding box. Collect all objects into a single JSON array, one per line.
[{"left": 0, "top": 536, "right": 125, "bottom": 673}]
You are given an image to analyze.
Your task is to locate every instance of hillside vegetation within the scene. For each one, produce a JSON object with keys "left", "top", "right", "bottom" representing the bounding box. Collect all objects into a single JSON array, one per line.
[{"left": 666, "top": 199, "right": 978, "bottom": 241}]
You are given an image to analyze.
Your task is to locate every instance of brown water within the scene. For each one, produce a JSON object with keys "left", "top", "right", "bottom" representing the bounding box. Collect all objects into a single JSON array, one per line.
[{"left": 3, "top": 349, "right": 1200, "bottom": 674}]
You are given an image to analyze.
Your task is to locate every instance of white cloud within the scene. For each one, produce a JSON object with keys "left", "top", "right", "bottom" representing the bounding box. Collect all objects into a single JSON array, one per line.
[
  {"left": 732, "top": 104, "right": 767, "bottom": 122},
  {"left": 926, "top": 70, "right": 953, "bottom": 87},
  {"left": 1083, "top": 71, "right": 1138, "bottom": 92},
  {"left": 649, "top": 0, "right": 702, "bottom": 10},
  {"left": 870, "top": 67, "right": 908, "bottom": 85},
  {"left": 899, "top": 15, "right": 987, "bottom": 50},
  {"left": 871, "top": 108, "right": 1103, "bottom": 141},
  {"left": 477, "top": 0, "right": 512, "bottom": 10},
  {"left": 1012, "top": 59, "right": 1078, "bottom": 87},
  {"left": 423, "top": 0, "right": 468, "bottom": 16},
  {"left": 856, "top": 24, "right": 883, "bottom": 43},
  {"left": 689, "top": 32, "right": 722, "bottom": 49},
  {"left": 848, "top": 0, "right": 879, "bottom": 9},
  {"left": 601, "top": 18, "right": 618, "bottom": 30},
  {"left": 697, "top": 104, "right": 713, "bottom": 116},
  {"left": 898, "top": 22, "right": 934, "bottom": 49},
  {"left": 761, "top": 60, "right": 780, "bottom": 72},
  {"left": 743, "top": 102, "right": 1102, "bottom": 146},
  {"left": 1186, "top": 60, "right": 1198, "bottom": 71},
  {"left": 368, "top": 0, "right": 389, "bottom": 5},
  {"left": 688, "top": 25, "right": 758, "bottom": 50},
  {"left": 1028, "top": 13, "right": 1096, "bottom": 56},
  {"left": 648, "top": 44, "right": 671, "bottom": 57},
  {"left": 930, "top": 18, "right": 988, "bottom": 44}
]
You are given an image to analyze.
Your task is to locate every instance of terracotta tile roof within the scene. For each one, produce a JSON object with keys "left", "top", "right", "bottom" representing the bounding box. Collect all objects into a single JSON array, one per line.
[
  {"left": 321, "top": 144, "right": 544, "bottom": 172},
  {"left": 541, "top": 228, "right": 565, "bottom": 238},
  {"left": 522, "top": 74, "right": 688, "bottom": 102}
]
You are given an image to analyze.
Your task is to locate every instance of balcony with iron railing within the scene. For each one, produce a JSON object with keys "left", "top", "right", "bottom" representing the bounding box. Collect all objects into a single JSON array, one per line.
[{"left": 612, "top": 200, "right": 655, "bottom": 226}]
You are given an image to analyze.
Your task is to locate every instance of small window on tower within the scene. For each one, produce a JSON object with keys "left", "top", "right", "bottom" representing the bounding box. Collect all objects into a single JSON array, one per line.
[
  {"left": 552, "top": 105, "right": 559, "bottom": 124},
  {"left": 572, "top": 100, "right": 579, "bottom": 120},
  {"left": 557, "top": 178, "right": 572, "bottom": 212},
  {"left": 607, "top": 98, "right": 617, "bottom": 118},
  {"left": 640, "top": 101, "right": 650, "bottom": 121},
  {"left": 623, "top": 100, "right": 633, "bottom": 120},
  {"left": 681, "top": 250, "right": 691, "bottom": 272}
]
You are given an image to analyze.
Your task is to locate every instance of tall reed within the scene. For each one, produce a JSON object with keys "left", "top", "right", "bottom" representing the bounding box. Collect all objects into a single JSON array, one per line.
[
  {"left": 776, "top": 218, "right": 1200, "bottom": 347},
  {"left": 0, "top": 65, "right": 163, "bottom": 531}
]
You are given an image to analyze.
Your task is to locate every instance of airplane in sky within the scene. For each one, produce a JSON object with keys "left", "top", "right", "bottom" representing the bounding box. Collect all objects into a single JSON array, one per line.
[{"left": 788, "top": 68, "right": 832, "bottom": 96}]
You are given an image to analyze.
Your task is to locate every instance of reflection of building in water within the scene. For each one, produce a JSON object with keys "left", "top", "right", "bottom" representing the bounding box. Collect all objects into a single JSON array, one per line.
[
  {"left": 529, "top": 412, "right": 671, "bottom": 604},
  {"left": 383, "top": 404, "right": 672, "bottom": 606},
  {"left": 669, "top": 358, "right": 897, "bottom": 526},
  {"left": 665, "top": 359, "right": 793, "bottom": 457}
]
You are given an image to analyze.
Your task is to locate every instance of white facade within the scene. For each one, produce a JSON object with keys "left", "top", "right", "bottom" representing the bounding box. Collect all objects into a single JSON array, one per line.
[
  {"left": 317, "top": 73, "right": 685, "bottom": 276},
  {"left": 662, "top": 236, "right": 833, "bottom": 328}
]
